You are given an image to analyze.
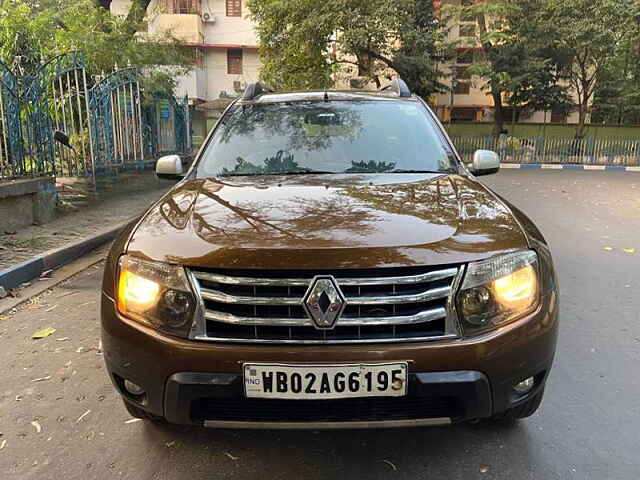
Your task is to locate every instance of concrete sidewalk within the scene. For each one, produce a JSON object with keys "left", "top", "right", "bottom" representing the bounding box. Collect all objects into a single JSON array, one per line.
[{"left": 0, "top": 172, "right": 172, "bottom": 294}]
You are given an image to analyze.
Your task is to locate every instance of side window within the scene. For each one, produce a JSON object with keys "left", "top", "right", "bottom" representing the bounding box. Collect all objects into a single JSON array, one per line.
[
  {"left": 227, "top": 49, "right": 243, "bottom": 75},
  {"left": 226, "top": 0, "right": 241, "bottom": 16}
]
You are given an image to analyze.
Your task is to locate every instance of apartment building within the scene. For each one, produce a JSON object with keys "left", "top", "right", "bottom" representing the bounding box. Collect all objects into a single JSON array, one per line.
[
  {"left": 111, "top": 0, "right": 261, "bottom": 141},
  {"left": 433, "top": 0, "right": 583, "bottom": 125},
  {"left": 112, "top": 0, "right": 584, "bottom": 140}
]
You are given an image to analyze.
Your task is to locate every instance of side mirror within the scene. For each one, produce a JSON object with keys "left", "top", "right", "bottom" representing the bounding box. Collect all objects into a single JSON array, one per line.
[
  {"left": 156, "top": 155, "right": 184, "bottom": 180},
  {"left": 470, "top": 150, "right": 500, "bottom": 176}
]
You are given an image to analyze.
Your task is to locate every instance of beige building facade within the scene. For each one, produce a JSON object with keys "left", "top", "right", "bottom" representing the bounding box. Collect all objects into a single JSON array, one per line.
[
  {"left": 112, "top": 0, "right": 584, "bottom": 139},
  {"left": 111, "top": 0, "right": 261, "bottom": 142},
  {"left": 433, "top": 0, "right": 583, "bottom": 125}
]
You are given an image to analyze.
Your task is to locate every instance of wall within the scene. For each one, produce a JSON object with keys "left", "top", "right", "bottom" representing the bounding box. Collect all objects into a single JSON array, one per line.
[
  {"left": 204, "top": 48, "right": 261, "bottom": 100},
  {"left": 173, "top": 67, "right": 208, "bottom": 101},
  {"left": 0, "top": 178, "right": 56, "bottom": 232},
  {"left": 201, "top": 0, "right": 259, "bottom": 45}
]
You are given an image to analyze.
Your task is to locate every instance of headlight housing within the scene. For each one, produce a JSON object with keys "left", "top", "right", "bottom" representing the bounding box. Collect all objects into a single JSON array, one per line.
[
  {"left": 457, "top": 250, "right": 540, "bottom": 335},
  {"left": 116, "top": 255, "right": 197, "bottom": 337}
]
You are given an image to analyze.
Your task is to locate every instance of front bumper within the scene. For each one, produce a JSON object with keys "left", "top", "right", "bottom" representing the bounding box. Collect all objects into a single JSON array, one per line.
[{"left": 102, "top": 290, "right": 558, "bottom": 427}]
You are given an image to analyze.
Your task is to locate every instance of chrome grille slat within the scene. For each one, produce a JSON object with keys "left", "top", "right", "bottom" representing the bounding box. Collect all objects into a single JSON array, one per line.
[
  {"left": 188, "top": 266, "right": 462, "bottom": 344},
  {"left": 204, "top": 307, "right": 447, "bottom": 327},
  {"left": 192, "top": 268, "right": 458, "bottom": 287},
  {"left": 200, "top": 288, "right": 300, "bottom": 305},
  {"left": 346, "top": 286, "right": 450, "bottom": 305},
  {"left": 200, "top": 285, "right": 450, "bottom": 306}
]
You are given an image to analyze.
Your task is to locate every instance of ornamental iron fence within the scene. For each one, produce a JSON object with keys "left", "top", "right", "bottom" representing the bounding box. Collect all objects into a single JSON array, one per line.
[{"left": 0, "top": 52, "right": 190, "bottom": 182}]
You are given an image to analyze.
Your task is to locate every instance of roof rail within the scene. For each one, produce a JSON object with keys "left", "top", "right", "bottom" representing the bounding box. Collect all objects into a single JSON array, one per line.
[
  {"left": 242, "top": 82, "right": 273, "bottom": 101},
  {"left": 380, "top": 78, "right": 411, "bottom": 97}
]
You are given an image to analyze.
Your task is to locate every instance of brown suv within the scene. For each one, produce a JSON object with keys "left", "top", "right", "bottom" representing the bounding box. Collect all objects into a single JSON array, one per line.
[{"left": 101, "top": 80, "right": 558, "bottom": 428}]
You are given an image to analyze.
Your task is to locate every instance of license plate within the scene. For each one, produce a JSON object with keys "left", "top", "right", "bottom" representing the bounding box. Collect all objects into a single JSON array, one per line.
[{"left": 243, "top": 363, "right": 408, "bottom": 400}]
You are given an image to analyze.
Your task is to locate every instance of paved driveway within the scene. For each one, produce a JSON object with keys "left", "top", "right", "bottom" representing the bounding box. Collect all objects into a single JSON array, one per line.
[{"left": 1, "top": 170, "right": 638, "bottom": 479}]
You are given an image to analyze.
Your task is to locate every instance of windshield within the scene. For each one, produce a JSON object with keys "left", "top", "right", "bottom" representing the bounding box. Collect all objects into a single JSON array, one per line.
[{"left": 197, "top": 100, "right": 457, "bottom": 177}]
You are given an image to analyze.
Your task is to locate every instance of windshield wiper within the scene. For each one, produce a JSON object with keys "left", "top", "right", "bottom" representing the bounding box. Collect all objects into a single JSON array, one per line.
[
  {"left": 387, "top": 168, "right": 456, "bottom": 174},
  {"left": 274, "top": 168, "right": 336, "bottom": 175},
  {"left": 218, "top": 169, "right": 336, "bottom": 177}
]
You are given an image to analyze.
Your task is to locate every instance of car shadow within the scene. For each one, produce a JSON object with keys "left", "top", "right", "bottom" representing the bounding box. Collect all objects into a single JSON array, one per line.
[{"left": 139, "top": 418, "right": 541, "bottom": 479}]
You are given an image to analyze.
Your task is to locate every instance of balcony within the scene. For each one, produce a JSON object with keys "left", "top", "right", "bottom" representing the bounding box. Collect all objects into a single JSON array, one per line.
[{"left": 147, "top": 0, "right": 204, "bottom": 44}]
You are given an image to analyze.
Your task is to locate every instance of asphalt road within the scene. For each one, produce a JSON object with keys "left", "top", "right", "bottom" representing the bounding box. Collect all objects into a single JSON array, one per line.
[{"left": 1, "top": 170, "right": 639, "bottom": 480}]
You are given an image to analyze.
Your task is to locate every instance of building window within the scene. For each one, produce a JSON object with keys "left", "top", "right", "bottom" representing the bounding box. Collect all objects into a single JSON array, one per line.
[
  {"left": 165, "top": 0, "right": 200, "bottom": 14},
  {"left": 227, "top": 49, "right": 243, "bottom": 74},
  {"left": 451, "top": 108, "right": 477, "bottom": 123},
  {"left": 550, "top": 110, "right": 568, "bottom": 124},
  {"left": 226, "top": 0, "right": 241, "bottom": 16},
  {"left": 455, "top": 66, "right": 471, "bottom": 80},
  {"left": 454, "top": 81, "right": 471, "bottom": 95},
  {"left": 459, "top": 23, "right": 476, "bottom": 38},
  {"left": 456, "top": 50, "right": 475, "bottom": 65}
]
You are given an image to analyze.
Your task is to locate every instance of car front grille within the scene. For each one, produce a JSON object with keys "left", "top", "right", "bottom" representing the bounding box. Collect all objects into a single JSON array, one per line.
[
  {"left": 190, "top": 395, "right": 461, "bottom": 423},
  {"left": 187, "top": 266, "right": 463, "bottom": 344}
]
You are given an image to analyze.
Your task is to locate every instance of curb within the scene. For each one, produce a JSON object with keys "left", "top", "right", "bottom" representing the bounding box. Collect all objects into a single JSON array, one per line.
[
  {"left": 0, "top": 218, "right": 136, "bottom": 292},
  {"left": 501, "top": 163, "right": 640, "bottom": 171}
]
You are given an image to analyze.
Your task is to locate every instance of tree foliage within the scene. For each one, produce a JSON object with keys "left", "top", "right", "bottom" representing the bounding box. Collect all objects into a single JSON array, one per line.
[
  {"left": 0, "top": 0, "right": 193, "bottom": 78},
  {"left": 247, "top": 0, "right": 451, "bottom": 98},
  {"left": 450, "top": 0, "right": 571, "bottom": 136},
  {"left": 538, "top": 0, "right": 639, "bottom": 137}
]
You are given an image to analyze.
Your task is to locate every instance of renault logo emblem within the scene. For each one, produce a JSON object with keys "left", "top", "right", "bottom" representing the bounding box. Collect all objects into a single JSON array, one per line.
[{"left": 302, "top": 276, "right": 346, "bottom": 330}]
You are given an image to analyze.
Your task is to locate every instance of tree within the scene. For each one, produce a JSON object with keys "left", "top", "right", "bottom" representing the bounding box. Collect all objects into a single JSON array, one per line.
[
  {"left": 0, "top": 0, "right": 193, "bottom": 78},
  {"left": 453, "top": 0, "right": 571, "bottom": 136},
  {"left": 247, "top": 0, "right": 450, "bottom": 98},
  {"left": 591, "top": 10, "right": 640, "bottom": 125},
  {"left": 539, "top": 0, "right": 638, "bottom": 137}
]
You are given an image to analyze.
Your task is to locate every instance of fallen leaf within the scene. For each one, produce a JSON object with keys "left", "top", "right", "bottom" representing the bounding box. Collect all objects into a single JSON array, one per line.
[
  {"left": 32, "top": 327, "right": 56, "bottom": 339},
  {"left": 380, "top": 460, "right": 397, "bottom": 471},
  {"left": 603, "top": 247, "right": 613, "bottom": 252},
  {"left": 31, "top": 376, "right": 51, "bottom": 383},
  {"left": 224, "top": 452, "right": 239, "bottom": 461},
  {"left": 76, "top": 410, "right": 91, "bottom": 423},
  {"left": 623, "top": 248, "right": 636, "bottom": 254},
  {"left": 31, "top": 421, "right": 42, "bottom": 434}
]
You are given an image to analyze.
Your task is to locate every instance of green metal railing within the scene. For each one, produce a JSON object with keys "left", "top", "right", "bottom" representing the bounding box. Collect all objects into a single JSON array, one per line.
[{"left": 451, "top": 136, "right": 640, "bottom": 166}]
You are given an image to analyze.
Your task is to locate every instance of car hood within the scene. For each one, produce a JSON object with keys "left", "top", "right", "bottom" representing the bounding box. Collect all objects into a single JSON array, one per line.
[{"left": 127, "top": 173, "right": 528, "bottom": 269}]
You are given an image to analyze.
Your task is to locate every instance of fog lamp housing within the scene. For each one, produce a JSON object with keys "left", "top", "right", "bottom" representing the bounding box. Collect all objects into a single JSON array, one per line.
[
  {"left": 124, "top": 379, "right": 145, "bottom": 396},
  {"left": 513, "top": 376, "right": 535, "bottom": 395}
]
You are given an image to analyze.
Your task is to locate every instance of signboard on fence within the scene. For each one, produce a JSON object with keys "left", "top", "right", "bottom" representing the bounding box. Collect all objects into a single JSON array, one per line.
[{"left": 160, "top": 100, "right": 171, "bottom": 120}]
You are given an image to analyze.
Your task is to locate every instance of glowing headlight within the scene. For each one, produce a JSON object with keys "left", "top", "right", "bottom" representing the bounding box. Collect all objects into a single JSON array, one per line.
[
  {"left": 457, "top": 250, "right": 539, "bottom": 335},
  {"left": 116, "top": 255, "right": 196, "bottom": 337}
]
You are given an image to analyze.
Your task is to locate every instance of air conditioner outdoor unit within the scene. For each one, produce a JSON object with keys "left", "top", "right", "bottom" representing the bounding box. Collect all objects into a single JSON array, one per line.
[{"left": 202, "top": 12, "right": 216, "bottom": 23}]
